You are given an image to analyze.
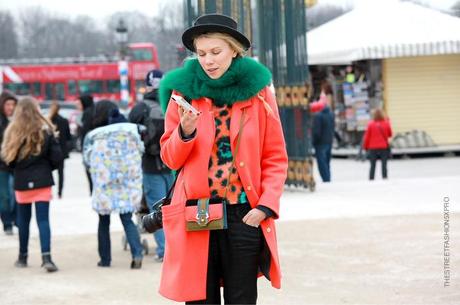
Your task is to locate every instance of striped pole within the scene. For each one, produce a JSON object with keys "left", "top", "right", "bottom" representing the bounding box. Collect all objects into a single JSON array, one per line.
[{"left": 118, "top": 60, "right": 129, "bottom": 108}]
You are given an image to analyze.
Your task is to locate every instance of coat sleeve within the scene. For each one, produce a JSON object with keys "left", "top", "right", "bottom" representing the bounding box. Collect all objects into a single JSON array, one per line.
[
  {"left": 385, "top": 119, "right": 393, "bottom": 138},
  {"left": 363, "top": 122, "right": 372, "bottom": 150},
  {"left": 312, "top": 114, "right": 322, "bottom": 145},
  {"left": 257, "top": 87, "right": 288, "bottom": 219},
  {"left": 160, "top": 92, "right": 197, "bottom": 170}
]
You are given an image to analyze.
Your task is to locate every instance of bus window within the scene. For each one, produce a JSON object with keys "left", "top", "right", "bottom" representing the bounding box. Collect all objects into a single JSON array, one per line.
[
  {"left": 56, "top": 83, "right": 65, "bottom": 100},
  {"left": 32, "top": 82, "right": 41, "bottom": 96},
  {"left": 68, "top": 80, "right": 77, "bottom": 95},
  {"left": 131, "top": 48, "right": 153, "bottom": 61},
  {"left": 45, "top": 83, "right": 53, "bottom": 100},
  {"left": 107, "top": 80, "right": 121, "bottom": 93},
  {"left": 78, "top": 80, "right": 104, "bottom": 94},
  {"left": 4, "top": 83, "right": 31, "bottom": 95},
  {"left": 45, "top": 82, "right": 65, "bottom": 100}
]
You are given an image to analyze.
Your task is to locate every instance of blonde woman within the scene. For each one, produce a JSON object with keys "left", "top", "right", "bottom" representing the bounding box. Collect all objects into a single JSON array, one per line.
[
  {"left": 1, "top": 97, "right": 63, "bottom": 272},
  {"left": 158, "top": 14, "right": 288, "bottom": 304}
]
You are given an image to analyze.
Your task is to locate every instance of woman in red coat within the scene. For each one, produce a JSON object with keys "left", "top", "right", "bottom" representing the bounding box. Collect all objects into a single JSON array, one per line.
[
  {"left": 363, "top": 108, "right": 393, "bottom": 180},
  {"left": 158, "top": 14, "right": 288, "bottom": 304}
]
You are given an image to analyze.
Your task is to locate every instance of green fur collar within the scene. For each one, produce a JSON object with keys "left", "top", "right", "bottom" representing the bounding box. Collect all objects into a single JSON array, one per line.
[{"left": 159, "top": 57, "right": 272, "bottom": 112}]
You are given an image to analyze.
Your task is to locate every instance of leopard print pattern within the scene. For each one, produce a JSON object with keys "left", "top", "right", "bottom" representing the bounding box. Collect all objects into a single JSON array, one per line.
[{"left": 208, "top": 104, "right": 248, "bottom": 204}]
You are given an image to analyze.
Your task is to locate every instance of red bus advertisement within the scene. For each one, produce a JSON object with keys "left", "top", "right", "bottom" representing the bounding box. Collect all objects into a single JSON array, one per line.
[{"left": 0, "top": 43, "right": 160, "bottom": 107}]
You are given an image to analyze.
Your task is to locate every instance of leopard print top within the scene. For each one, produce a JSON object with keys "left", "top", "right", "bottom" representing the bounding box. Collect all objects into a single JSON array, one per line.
[{"left": 208, "top": 104, "right": 248, "bottom": 205}]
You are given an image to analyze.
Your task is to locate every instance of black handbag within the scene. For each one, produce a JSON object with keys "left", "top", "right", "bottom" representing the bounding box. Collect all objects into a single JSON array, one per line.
[
  {"left": 141, "top": 172, "right": 179, "bottom": 233},
  {"left": 48, "top": 133, "right": 64, "bottom": 170}
]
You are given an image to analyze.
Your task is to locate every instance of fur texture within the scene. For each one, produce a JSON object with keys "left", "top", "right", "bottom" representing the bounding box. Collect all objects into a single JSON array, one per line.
[{"left": 159, "top": 57, "right": 272, "bottom": 113}]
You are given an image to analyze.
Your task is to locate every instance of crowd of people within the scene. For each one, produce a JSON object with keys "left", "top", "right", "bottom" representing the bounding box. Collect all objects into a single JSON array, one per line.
[
  {"left": 0, "top": 12, "right": 394, "bottom": 305},
  {"left": 0, "top": 67, "right": 172, "bottom": 271}
]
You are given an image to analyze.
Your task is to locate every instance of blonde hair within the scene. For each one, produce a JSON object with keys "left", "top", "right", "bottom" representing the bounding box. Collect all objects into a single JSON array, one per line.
[
  {"left": 2, "top": 97, "right": 55, "bottom": 164},
  {"left": 194, "top": 32, "right": 246, "bottom": 57}
]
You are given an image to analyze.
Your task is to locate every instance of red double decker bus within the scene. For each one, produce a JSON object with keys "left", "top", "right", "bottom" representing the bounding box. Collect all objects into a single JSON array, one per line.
[{"left": 0, "top": 43, "right": 160, "bottom": 107}]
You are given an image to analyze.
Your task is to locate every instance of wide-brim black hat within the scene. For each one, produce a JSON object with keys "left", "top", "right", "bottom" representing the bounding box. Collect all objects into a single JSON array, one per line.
[{"left": 182, "top": 14, "right": 251, "bottom": 52}]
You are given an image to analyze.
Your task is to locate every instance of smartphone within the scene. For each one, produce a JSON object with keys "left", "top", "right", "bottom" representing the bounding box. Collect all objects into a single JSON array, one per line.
[{"left": 171, "top": 94, "right": 200, "bottom": 115}]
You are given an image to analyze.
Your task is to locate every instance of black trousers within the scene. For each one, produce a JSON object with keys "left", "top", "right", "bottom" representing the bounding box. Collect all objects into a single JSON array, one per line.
[
  {"left": 57, "top": 160, "right": 65, "bottom": 197},
  {"left": 368, "top": 148, "right": 389, "bottom": 180},
  {"left": 85, "top": 167, "right": 93, "bottom": 195},
  {"left": 186, "top": 203, "right": 263, "bottom": 305}
]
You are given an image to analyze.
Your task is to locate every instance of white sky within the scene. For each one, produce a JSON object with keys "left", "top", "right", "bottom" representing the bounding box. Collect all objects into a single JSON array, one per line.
[
  {"left": 0, "top": 0, "right": 172, "bottom": 19},
  {"left": 320, "top": 0, "right": 458, "bottom": 10},
  {"left": 0, "top": 0, "right": 458, "bottom": 20}
]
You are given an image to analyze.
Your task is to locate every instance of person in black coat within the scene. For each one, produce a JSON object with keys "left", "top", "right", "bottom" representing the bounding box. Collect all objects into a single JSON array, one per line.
[
  {"left": 312, "top": 106, "right": 335, "bottom": 182},
  {"left": 77, "top": 94, "right": 94, "bottom": 195},
  {"left": 1, "top": 96, "right": 63, "bottom": 272},
  {"left": 48, "top": 101, "right": 72, "bottom": 198},
  {"left": 0, "top": 91, "right": 18, "bottom": 235}
]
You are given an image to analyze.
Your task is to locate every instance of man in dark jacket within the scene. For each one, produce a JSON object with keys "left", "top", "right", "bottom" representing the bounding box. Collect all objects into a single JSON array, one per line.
[
  {"left": 312, "top": 106, "right": 335, "bottom": 182},
  {"left": 129, "top": 69, "right": 172, "bottom": 262},
  {"left": 77, "top": 94, "right": 94, "bottom": 194},
  {"left": 49, "top": 101, "right": 72, "bottom": 198}
]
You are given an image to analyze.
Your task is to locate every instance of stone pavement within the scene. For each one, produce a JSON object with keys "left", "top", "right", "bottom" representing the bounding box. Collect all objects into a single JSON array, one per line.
[{"left": 0, "top": 154, "right": 459, "bottom": 305}]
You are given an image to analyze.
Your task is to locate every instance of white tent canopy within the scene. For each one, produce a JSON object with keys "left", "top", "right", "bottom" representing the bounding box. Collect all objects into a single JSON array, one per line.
[{"left": 307, "top": 1, "right": 460, "bottom": 65}]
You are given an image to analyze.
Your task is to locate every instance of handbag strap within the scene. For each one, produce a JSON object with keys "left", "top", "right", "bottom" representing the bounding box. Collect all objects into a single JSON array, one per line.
[
  {"left": 223, "top": 109, "right": 246, "bottom": 200},
  {"left": 377, "top": 122, "right": 389, "bottom": 147},
  {"left": 164, "top": 169, "right": 180, "bottom": 200}
]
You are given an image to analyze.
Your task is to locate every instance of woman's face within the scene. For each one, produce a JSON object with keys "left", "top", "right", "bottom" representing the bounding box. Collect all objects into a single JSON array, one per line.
[
  {"left": 3, "top": 99, "right": 16, "bottom": 117},
  {"left": 195, "top": 36, "right": 237, "bottom": 79}
]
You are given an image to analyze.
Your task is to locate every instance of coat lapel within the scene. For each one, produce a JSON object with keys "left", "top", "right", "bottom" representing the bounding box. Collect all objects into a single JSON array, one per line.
[{"left": 230, "top": 99, "right": 252, "bottom": 148}]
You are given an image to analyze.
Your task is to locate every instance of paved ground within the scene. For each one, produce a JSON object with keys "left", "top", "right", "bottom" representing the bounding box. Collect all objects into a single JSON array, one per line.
[{"left": 0, "top": 154, "right": 459, "bottom": 305}]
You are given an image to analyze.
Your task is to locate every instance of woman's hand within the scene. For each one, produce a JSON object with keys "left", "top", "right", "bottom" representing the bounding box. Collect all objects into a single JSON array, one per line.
[
  {"left": 178, "top": 106, "right": 200, "bottom": 137},
  {"left": 242, "top": 208, "right": 266, "bottom": 228}
]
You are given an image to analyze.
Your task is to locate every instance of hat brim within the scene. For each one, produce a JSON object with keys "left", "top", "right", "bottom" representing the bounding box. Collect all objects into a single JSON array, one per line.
[{"left": 182, "top": 24, "right": 251, "bottom": 52}]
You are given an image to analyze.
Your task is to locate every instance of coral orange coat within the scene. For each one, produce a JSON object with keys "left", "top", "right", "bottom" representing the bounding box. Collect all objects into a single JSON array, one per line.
[{"left": 159, "top": 86, "right": 288, "bottom": 302}]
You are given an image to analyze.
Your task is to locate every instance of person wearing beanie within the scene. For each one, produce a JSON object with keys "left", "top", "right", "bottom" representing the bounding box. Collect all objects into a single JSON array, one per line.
[
  {"left": 83, "top": 100, "right": 144, "bottom": 269},
  {"left": 129, "top": 69, "right": 172, "bottom": 263}
]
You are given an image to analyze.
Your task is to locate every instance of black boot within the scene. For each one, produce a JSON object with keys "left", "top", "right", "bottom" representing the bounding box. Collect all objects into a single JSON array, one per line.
[
  {"left": 41, "top": 254, "right": 58, "bottom": 272},
  {"left": 14, "top": 253, "right": 28, "bottom": 268}
]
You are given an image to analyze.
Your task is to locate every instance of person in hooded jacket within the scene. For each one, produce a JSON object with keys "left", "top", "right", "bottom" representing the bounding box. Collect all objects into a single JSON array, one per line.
[
  {"left": 129, "top": 69, "right": 172, "bottom": 262},
  {"left": 0, "top": 91, "right": 18, "bottom": 235},
  {"left": 83, "top": 100, "right": 144, "bottom": 269},
  {"left": 158, "top": 14, "right": 288, "bottom": 304},
  {"left": 77, "top": 94, "right": 94, "bottom": 194}
]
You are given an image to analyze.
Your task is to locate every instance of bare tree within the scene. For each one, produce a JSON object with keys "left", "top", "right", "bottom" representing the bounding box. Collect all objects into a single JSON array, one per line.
[
  {"left": 7, "top": 4, "right": 186, "bottom": 70},
  {"left": 150, "top": 2, "right": 185, "bottom": 71},
  {"left": 0, "top": 11, "right": 19, "bottom": 58},
  {"left": 18, "top": 7, "right": 112, "bottom": 58},
  {"left": 306, "top": 4, "right": 350, "bottom": 30},
  {"left": 452, "top": 1, "right": 460, "bottom": 17}
]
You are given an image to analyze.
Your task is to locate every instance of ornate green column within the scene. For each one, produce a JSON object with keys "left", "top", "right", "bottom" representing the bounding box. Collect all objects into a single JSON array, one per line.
[
  {"left": 257, "top": 0, "right": 314, "bottom": 190},
  {"left": 183, "top": 0, "right": 314, "bottom": 189}
]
